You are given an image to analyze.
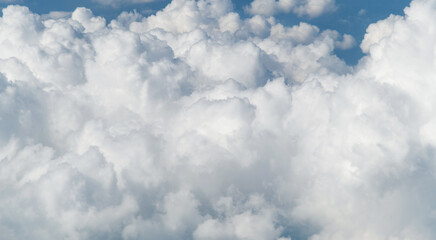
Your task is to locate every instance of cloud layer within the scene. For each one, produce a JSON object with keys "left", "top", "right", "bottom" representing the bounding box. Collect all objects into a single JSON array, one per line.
[{"left": 1, "top": 0, "right": 436, "bottom": 239}]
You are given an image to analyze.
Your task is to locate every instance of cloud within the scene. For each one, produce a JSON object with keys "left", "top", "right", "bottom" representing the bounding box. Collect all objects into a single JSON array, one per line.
[
  {"left": 1, "top": 0, "right": 436, "bottom": 239},
  {"left": 245, "top": 0, "right": 336, "bottom": 18}
]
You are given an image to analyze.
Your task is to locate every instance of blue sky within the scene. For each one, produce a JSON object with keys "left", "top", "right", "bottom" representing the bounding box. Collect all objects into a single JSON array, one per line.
[
  {"left": 0, "top": 0, "right": 411, "bottom": 65},
  {"left": 266, "top": 0, "right": 411, "bottom": 64}
]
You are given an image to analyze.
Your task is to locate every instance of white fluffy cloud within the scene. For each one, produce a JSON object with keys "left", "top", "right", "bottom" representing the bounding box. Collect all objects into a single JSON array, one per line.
[
  {"left": 1, "top": 0, "right": 436, "bottom": 239},
  {"left": 245, "top": 0, "right": 336, "bottom": 17}
]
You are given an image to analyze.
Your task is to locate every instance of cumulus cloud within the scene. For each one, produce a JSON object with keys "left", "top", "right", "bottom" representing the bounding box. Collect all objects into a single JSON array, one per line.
[
  {"left": 245, "top": 0, "right": 336, "bottom": 18},
  {"left": 2, "top": 0, "right": 436, "bottom": 239}
]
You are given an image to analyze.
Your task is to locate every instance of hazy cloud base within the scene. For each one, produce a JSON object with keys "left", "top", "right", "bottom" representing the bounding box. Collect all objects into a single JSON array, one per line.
[{"left": 0, "top": 0, "right": 435, "bottom": 239}]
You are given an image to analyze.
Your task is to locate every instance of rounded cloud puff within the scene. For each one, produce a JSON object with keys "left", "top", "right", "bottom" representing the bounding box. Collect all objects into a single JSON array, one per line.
[{"left": 0, "top": 0, "right": 435, "bottom": 239}]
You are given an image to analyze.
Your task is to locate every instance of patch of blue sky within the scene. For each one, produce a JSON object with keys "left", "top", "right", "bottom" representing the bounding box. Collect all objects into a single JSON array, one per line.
[
  {"left": 0, "top": 0, "right": 411, "bottom": 65},
  {"left": 251, "top": 0, "right": 410, "bottom": 64},
  {"left": 300, "top": 0, "right": 411, "bottom": 64},
  {"left": 234, "top": 0, "right": 410, "bottom": 64}
]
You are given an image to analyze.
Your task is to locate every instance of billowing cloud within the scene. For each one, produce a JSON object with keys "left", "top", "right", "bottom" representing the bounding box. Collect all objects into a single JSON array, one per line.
[
  {"left": 1, "top": 0, "right": 436, "bottom": 239},
  {"left": 245, "top": 0, "right": 336, "bottom": 18}
]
